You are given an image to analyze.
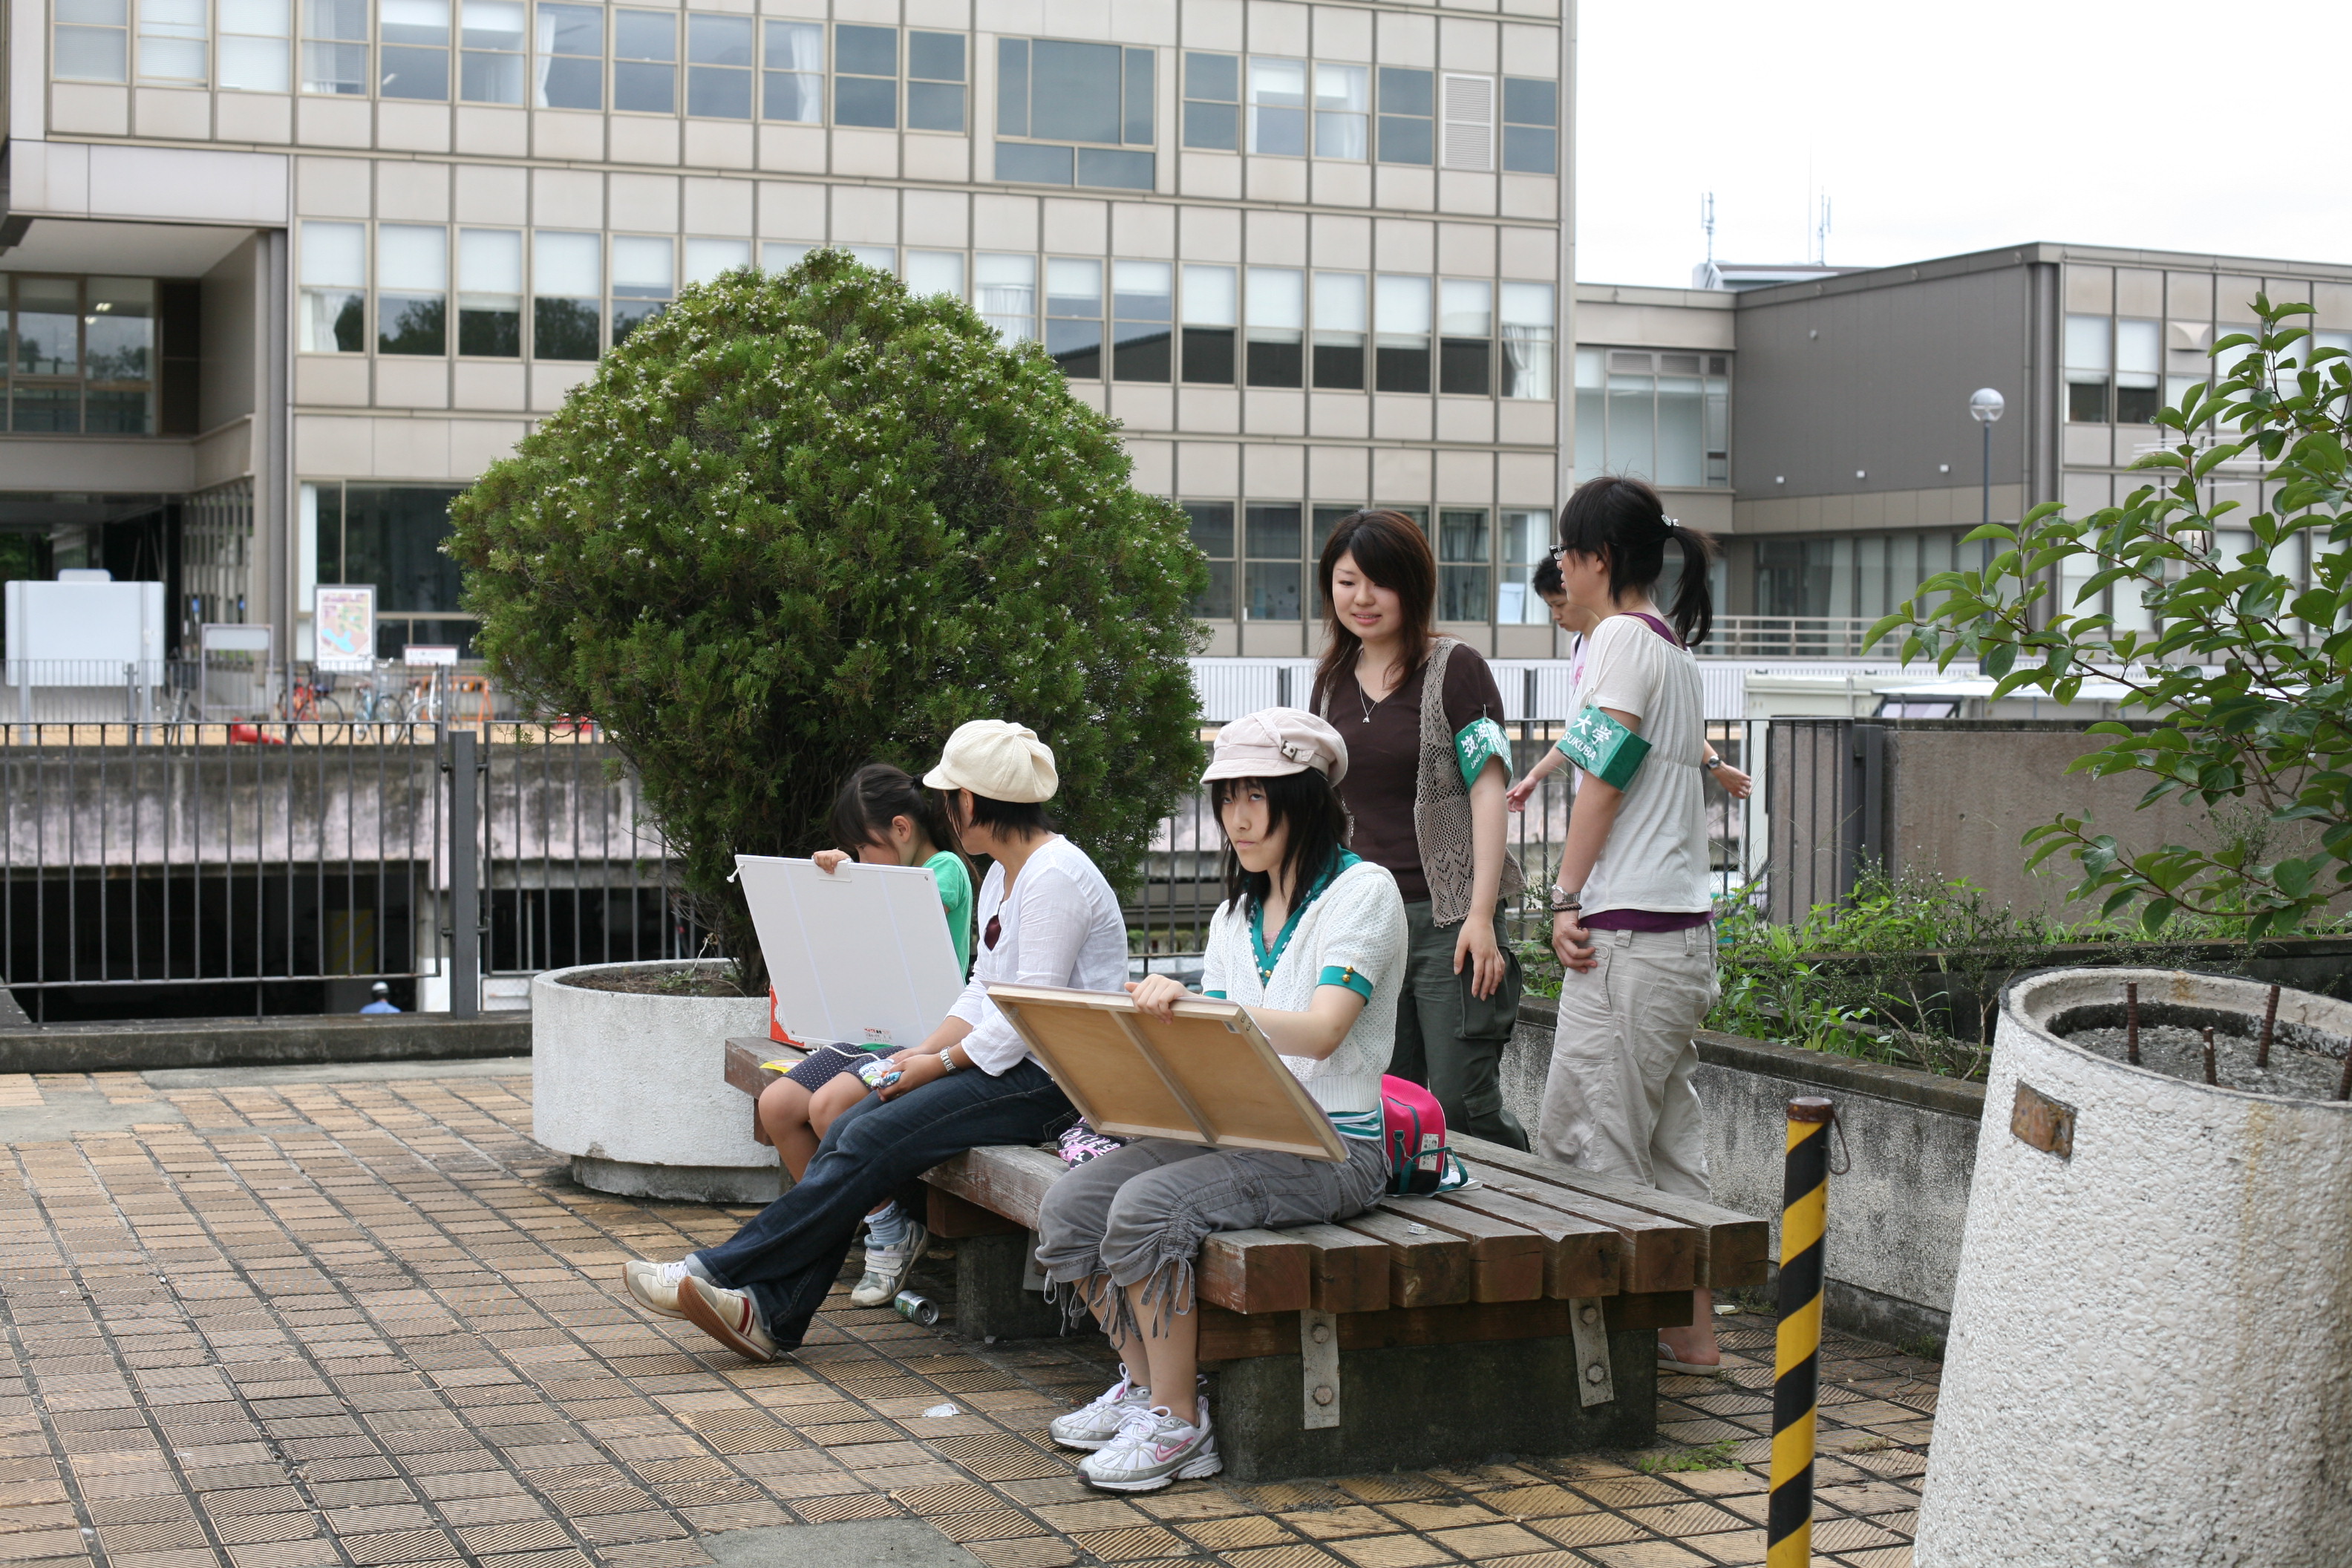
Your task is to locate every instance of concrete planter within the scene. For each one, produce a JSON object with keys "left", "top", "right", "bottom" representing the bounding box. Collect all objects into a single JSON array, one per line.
[
  {"left": 532, "top": 960, "right": 777, "bottom": 1203},
  {"left": 1916, "top": 968, "right": 2352, "bottom": 1566}
]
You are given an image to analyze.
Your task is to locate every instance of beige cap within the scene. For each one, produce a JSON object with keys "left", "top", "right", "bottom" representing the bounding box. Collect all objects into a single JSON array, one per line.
[
  {"left": 922, "top": 719, "right": 1059, "bottom": 803},
  {"left": 1201, "top": 707, "right": 1349, "bottom": 786}
]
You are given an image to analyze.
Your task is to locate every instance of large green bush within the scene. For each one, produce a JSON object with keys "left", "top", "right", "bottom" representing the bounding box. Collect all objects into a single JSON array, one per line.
[{"left": 447, "top": 250, "right": 1206, "bottom": 987}]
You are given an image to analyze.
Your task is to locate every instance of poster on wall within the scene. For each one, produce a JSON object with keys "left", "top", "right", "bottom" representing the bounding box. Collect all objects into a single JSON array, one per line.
[{"left": 314, "top": 586, "right": 376, "bottom": 673}]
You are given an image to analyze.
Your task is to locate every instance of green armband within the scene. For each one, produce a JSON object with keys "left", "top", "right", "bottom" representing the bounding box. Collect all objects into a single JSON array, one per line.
[
  {"left": 1454, "top": 716, "right": 1510, "bottom": 789},
  {"left": 1317, "top": 964, "right": 1374, "bottom": 1001},
  {"left": 1556, "top": 704, "right": 1650, "bottom": 789}
]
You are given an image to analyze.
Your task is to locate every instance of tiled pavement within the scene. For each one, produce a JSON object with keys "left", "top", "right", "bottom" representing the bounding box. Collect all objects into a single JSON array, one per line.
[{"left": 0, "top": 1065, "right": 1932, "bottom": 1568}]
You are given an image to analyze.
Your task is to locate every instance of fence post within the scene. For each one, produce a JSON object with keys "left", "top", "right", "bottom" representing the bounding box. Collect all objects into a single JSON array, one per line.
[
  {"left": 447, "top": 728, "right": 483, "bottom": 1018},
  {"left": 1851, "top": 722, "right": 1885, "bottom": 889},
  {"left": 1768, "top": 1095, "right": 1835, "bottom": 1567}
]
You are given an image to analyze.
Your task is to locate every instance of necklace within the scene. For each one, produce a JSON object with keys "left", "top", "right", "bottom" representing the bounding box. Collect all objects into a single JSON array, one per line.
[{"left": 1356, "top": 652, "right": 1393, "bottom": 725}]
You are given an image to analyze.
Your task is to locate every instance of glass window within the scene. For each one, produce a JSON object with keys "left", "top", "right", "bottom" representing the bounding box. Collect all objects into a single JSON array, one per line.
[
  {"left": 1500, "top": 76, "right": 1557, "bottom": 174},
  {"left": 1183, "top": 501, "right": 1235, "bottom": 618},
  {"left": 535, "top": 1, "right": 601, "bottom": 109},
  {"left": 55, "top": 0, "right": 130, "bottom": 83},
  {"left": 1309, "top": 502, "right": 1356, "bottom": 617},
  {"left": 1657, "top": 352, "right": 1704, "bottom": 487},
  {"left": 687, "top": 14, "right": 752, "bottom": 118},
  {"left": 834, "top": 22, "right": 896, "bottom": 128},
  {"left": 14, "top": 278, "right": 81, "bottom": 383},
  {"left": 907, "top": 30, "right": 965, "bottom": 131},
  {"left": 377, "top": 225, "right": 448, "bottom": 356},
  {"left": 1111, "top": 260, "right": 1172, "bottom": 382},
  {"left": 138, "top": 0, "right": 209, "bottom": 81},
  {"left": 532, "top": 230, "right": 602, "bottom": 360},
  {"left": 1377, "top": 66, "right": 1434, "bottom": 164},
  {"left": 1705, "top": 356, "right": 1729, "bottom": 486},
  {"left": 905, "top": 250, "right": 965, "bottom": 299},
  {"left": 1438, "top": 279, "right": 1491, "bottom": 396},
  {"left": 1245, "top": 267, "right": 1304, "bottom": 389},
  {"left": 301, "top": 0, "right": 370, "bottom": 94},
  {"left": 762, "top": 241, "right": 812, "bottom": 271},
  {"left": 342, "top": 486, "right": 468, "bottom": 614},
  {"left": 378, "top": 0, "right": 450, "bottom": 99},
  {"left": 1246, "top": 503, "right": 1303, "bottom": 621},
  {"left": 1181, "top": 264, "right": 1237, "bottom": 384},
  {"left": 298, "top": 222, "right": 366, "bottom": 353},
  {"left": 2065, "top": 313, "right": 2111, "bottom": 423},
  {"left": 457, "top": 228, "right": 522, "bottom": 356},
  {"left": 1373, "top": 274, "right": 1430, "bottom": 393},
  {"left": 1607, "top": 350, "right": 1655, "bottom": 480},
  {"left": 457, "top": 0, "right": 524, "bottom": 102},
  {"left": 1574, "top": 347, "right": 1602, "bottom": 474},
  {"left": 976, "top": 252, "right": 1036, "bottom": 342},
  {"left": 1045, "top": 258, "right": 1102, "bottom": 379},
  {"left": 1311, "top": 272, "right": 1365, "bottom": 391},
  {"left": 1437, "top": 509, "right": 1489, "bottom": 622},
  {"left": 1314, "top": 64, "right": 1368, "bottom": 159},
  {"left": 219, "top": 0, "right": 292, "bottom": 91},
  {"left": 1183, "top": 51, "right": 1238, "bottom": 151},
  {"left": 1247, "top": 57, "right": 1306, "bottom": 156},
  {"left": 1497, "top": 509, "right": 1550, "bottom": 624},
  {"left": 762, "top": 20, "right": 820, "bottom": 121},
  {"left": 995, "top": 38, "right": 1154, "bottom": 189},
  {"left": 1499, "top": 281, "right": 1555, "bottom": 399},
  {"left": 611, "top": 236, "right": 674, "bottom": 346},
  {"left": 684, "top": 237, "right": 751, "bottom": 287},
  {"left": 82, "top": 278, "right": 154, "bottom": 434},
  {"left": 846, "top": 244, "right": 895, "bottom": 272},
  {"left": 613, "top": 8, "right": 676, "bottom": 114},
  {"left": 2116, "top": 317, "right": 2161, "bottom": 424}
]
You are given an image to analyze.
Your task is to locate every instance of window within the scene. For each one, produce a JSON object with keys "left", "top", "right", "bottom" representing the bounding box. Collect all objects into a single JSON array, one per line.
[
  {"left": 458, "top": 0, "right": 523, "bottom": 102},
  {"left": 906, "top": 30, "right": 966, "bottom": 131},
  {"left": 1310, "top": 503, "right": 1356, "bottom": 617},
  {"left": 56, "top": 0, "right": 129, "bottom": 82},
  {"left": 1311, "top": 272, "right": 1365, "bottom": 390},
  {"left": 1315, "top": 65, "right": 1368, "bottom": 159},
  {"left": 1704, "top": 356, "right": 1728, "bottom": 484},
  {"left": 976, "top": 253, "right": 1036, "bottom": 342},
  {"left": 1045, "top": 258, "right": 1102, "bottom": 378},
  {"left": 834, "top": 23, "right": 895, "bottom": 127},
  {"left": 1500, "top": 281, "right": 1555, "bottom": 399},
  {"left": 1608, "top": 350, "right": 1653, "bottom": 478},
  {"left": 377, "top": 226, "right": 447, "bottom": 356},
  {"left": 379, "top": 0, "right": 449, "bottom": 99},
  {"left": 2065, "top": 314, "right": 2111, "bottom": 422},
  {"left": 762, "top": 241, "right": 812, "bottom": 270},
  {"left": 1440, "top": 73, "right": 1494, "bottom": 172},
  {"left": 303, "top": 0, "right": 370, "bottom": 94},
  {"left": 139, "top": 0, "right": 209, "bottom": 81},
  {"left": 612, "top": 8, "right": 676, "bottom": 114},
  {"left": 533, "top": 231, "right": 601, "bottom": 360},
  {"left": 1247, "top": 504, "right": 1304, "bottom": 621},
  {"left": 685, "top": 238, "right": 752, "bottom": 287},
  {"left": 843, "top": 244, "right": 895, "bottom": 272},
  {"left": 5, "top": 277, "right": 157, "bottom": 436},
  {"left": 1438, "top": 279, "right": 1491, "bottom": 395},
  {"left": 1181, "top": 264, "right": 1236, "bottom": 383},
  {"left": 1245, "top": 268, "right": 1304, "bottom": 388},
  {"left": 1500, "top": 77, "right": 1557, "bottom": 174},
  {"left": 996, "top": 38, "right": 1155, "bottom": 191},
  {"left": 315, "top": 484, "right": 471, "bottom": 645},
  {"left": 906, "top": 250, "right": 965, "bottom": 299},
  {"left": 1437, "top": 509, "right": 1489, "bottom": 621},
  {"left": 1376, "top": 67, "right": 1432, "bottom": 164},
  {"left": 1111, "top": 261, "right": 1172, "bottom": 382},
  {"left": 687, "top": 14, "right": 752, "bottom": 118},
  {"left": 12, "top": 279, "right": 82, "bottom": 432},
  {"left": 1497, "top": 509, "right": 1550, "bottom": 624},
  {"left": 1656, "top": 353, "right": 1703, "bottom": 486},
  {"left": 612, "top": 237, "right": 673, "bottom": 346},
  {"left": 762, "top": 22, "right": 819, "bottom": 121},
  {"left": 1183, "top": 52, "right": 1238, "bottom": 151},
  {"left": 84, "top": 279, "right": 156, "bottom": 434},
  {"left": 299, "top": 221, "right": 366, "bottom": 353},
  {"left": 1574, "top": 348, "right": 1731, "bottom": 486},
  {"left": 2116, "top": 317, "right": 2160, "bottom": 424},
  {"left": 1183, "top": 502, "right": 1235, "bottom": 618},
  {"left": 219, "top": 0, "right": 291, "bottom": 91},
  {"left": 1374, "top": 274, "right": 1430, "bottom": 393},
  {"left": 535, "top": 2, "right": 601, "bottom": 109},
  {"left": 1247, "top": 57, "right": 1307, "bottom": 155},
  {"left": 457, "top": 229, "right": 522, "bottom": 356}
]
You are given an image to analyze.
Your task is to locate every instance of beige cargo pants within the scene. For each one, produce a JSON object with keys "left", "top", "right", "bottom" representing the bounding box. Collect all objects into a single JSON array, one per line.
[{"left": 1535, "top": 924, "right": 1718, "bottom": 1200}]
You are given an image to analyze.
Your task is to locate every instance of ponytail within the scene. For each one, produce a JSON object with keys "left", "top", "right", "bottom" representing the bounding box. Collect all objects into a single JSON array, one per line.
[{"left": 1557, "top": 475, "right": 1718, "bottom": 649}]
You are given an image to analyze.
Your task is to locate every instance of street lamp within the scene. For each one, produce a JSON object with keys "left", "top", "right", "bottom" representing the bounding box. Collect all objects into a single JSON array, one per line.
[{"left": 1970, "top": 388, "right": 2005, "bottom": 568}]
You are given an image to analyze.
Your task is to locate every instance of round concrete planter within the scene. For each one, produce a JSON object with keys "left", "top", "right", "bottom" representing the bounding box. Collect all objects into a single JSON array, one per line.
[
  {"left": 1917, "top": 968, "right": 2352, "bottom": 1566},
  {"left": 531, "top": 959, "right": 778, "bottom": 1203}
]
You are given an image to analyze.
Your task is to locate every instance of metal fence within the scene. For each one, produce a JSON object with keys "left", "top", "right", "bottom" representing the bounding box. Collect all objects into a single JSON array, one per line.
[{"left": 1, "top": 659, "right": 531, "bottom": 725}]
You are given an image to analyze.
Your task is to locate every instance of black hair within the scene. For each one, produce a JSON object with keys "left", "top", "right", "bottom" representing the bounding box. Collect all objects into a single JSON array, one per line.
[
  {"left": 1311, "top": 509, "right": 1438, "bottom": 710},
  {"left": 941, "top": 789, "right": 1054, "bottom": 841},
  {"left": 1212, "top": 771, "right": 1350, "bottom": 916},
  {"left": 832, "top": 762, "right": 976, "bottom": 883},
  {"left": 1532, "top": 552, "right": 1564, "bottom": 598},
  {"left": 1555, "top": 475, "right": 1717, "bottom": 648}
]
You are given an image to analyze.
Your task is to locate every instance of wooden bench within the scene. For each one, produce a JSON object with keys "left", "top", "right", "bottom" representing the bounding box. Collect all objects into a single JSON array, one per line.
[{"left": 722, "top": 1035, "right": 1768, "bottom": 1480}]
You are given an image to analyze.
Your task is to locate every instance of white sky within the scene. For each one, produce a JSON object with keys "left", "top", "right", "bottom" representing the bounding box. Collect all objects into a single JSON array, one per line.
[{"left": 1574, "top": 0, "right": 2352, "bottom": 289}]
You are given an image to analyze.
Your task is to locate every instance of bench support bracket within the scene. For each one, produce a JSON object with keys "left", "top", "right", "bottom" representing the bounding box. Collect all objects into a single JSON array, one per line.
[
  {"left": 1569, "top": 1296, "right": 1616, "bottom": 1407},
  {"left": 1299, "top": 1309, "right": 1340, "bottom": 1429}
]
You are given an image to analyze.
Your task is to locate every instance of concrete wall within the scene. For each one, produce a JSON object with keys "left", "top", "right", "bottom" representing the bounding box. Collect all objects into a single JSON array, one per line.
[{"left": 200, "top": 236, "right": 261, "bottom": 434}]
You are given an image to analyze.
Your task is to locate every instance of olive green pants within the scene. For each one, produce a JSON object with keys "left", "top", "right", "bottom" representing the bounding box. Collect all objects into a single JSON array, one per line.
[{"left": 1384, "top": 898, "right": 1529, "bottom": 1150}]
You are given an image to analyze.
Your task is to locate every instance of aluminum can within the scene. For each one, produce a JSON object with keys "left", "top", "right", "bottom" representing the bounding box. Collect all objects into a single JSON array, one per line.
[{"left": 892, "top": 1290, "right": 940, "bottom": 1326}]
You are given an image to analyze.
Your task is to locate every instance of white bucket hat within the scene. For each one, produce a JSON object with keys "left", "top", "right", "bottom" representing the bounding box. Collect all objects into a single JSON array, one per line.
[
  {"left": 1200, "top": 707, "right": 1349, "bottom": 786},
  {"left": 922, "top": 719, "right": 1059, "bottom": 803}
]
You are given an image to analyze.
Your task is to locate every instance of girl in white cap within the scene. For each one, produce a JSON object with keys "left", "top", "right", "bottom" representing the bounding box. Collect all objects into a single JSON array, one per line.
[
  {"left": 619, "top": 720, "right": 1129, "bottom": 1362},
  {"left": 1033, "top": 707, "right": 1405, "bottom": 1492}
]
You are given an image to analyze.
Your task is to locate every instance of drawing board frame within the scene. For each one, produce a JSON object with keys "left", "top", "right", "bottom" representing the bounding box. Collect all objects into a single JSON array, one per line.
[{"left": 736, "top": 855, "right": 964, "bottom": 1049}]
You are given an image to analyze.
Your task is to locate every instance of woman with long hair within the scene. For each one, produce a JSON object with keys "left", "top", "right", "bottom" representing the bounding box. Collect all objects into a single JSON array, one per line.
[
  {"left": 1539, "top": 474, "right": 1725, "bottom": 1372},
  {"left": 1307, "top": 509, "right": 1526, "bottom": 1148}
]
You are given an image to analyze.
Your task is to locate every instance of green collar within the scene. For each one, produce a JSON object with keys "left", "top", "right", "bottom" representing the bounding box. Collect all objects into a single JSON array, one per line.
[{"left": 1250, "top": 852, "right": 1361, "bottom": 983}]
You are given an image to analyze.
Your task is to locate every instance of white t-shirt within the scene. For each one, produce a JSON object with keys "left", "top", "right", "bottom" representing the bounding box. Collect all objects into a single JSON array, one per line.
[
  {"left": 945, "top": 835, "right": 1131, "bottom": 1075},
  {"left": 1571, "top": 612, "right": 1712, "bottom": 917}
]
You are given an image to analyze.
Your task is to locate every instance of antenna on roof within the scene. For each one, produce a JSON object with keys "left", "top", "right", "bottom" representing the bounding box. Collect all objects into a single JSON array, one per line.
[
  {"left": 1815, "top": 195, "right": 1832, "bottom": 267},
  {"left": 1701, "top": 192, "right": 1716, "bottom": 265}
]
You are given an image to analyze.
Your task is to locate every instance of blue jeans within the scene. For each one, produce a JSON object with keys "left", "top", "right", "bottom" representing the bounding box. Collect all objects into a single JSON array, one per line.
[{"left": 692, "top": 1058, "right": 1074, "bottom": 1350}]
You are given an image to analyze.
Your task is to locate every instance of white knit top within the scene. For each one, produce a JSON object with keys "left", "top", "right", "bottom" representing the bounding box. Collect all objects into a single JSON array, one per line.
[{"left": 1200, "top": 857, "right": 1408, "bottom": 1116}]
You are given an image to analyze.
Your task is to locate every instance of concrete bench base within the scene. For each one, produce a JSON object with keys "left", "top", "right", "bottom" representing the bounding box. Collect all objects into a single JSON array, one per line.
[{"left": 571, "top": 1154, "right": 782, "bottom": 1205}]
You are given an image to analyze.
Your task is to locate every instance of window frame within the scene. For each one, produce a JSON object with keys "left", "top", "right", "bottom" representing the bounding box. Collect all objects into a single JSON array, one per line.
[{"left": 994, "top": 36, "right": 1157, "bottom": 192}]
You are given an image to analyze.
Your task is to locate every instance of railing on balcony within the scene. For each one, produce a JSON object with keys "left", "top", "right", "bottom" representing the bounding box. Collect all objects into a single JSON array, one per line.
[{"left": 1705, "top": 617, "right": 1889, "bottom": 659}]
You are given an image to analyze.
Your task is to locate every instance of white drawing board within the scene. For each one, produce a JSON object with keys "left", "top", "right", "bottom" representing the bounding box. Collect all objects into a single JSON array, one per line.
[
  {"left": 736, "top": 855, "right": 965, "bottom": 1048},
  {"left": 987, "top": 984, "right": 1348, "bottom": 1162}
]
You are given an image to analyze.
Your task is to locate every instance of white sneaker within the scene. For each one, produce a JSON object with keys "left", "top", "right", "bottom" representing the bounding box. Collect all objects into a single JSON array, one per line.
[
  {"left": 1048, "top": 1367, "right": 1154, "bottom": 1451},
  {"left": 849, "top": 1219, "right": 931, "bottom": 1308},
  {"left": 1079, "top": 1399, "right": 1222, "bottom": 1492},
  {"left": 621, "top": 1258, "right": 696, "bottom": 1319},
  {"left": 676, "top": 1276, "right": 780, "bottom": 1362}
]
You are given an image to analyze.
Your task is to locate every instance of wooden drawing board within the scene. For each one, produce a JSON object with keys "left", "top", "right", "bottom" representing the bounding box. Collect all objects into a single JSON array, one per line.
[
  {"left": 736, "top": 855, "right": 964, "bottom": 1048},
  {"left": 986, "top": 983, "right": 1348, "bottom": 1162}
]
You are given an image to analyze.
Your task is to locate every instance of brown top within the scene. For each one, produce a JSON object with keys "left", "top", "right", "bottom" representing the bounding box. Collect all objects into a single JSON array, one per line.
[{"left": 1322, "top": 646, "right": 1506, "bottom": 904}]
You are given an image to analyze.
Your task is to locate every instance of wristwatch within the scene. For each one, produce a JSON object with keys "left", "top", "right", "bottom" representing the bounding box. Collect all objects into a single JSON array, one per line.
[
  {"left": 936, "top": 1050, "right": 962, "bottom": 1074},
  {"left": 1704, "top": 755, "right": 1722, "bottom": 771},
  {"left": 1549, "top": 886, "right": 1583, "bottom": 915}
]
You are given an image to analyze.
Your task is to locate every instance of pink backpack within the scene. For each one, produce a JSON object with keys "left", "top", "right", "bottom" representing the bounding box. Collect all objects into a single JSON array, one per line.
[{"left": 1379, "top": 1076, "right": 1453, "bottom": 1196}]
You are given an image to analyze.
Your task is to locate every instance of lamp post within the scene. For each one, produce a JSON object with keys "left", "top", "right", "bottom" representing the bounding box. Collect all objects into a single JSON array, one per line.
[{"left": 1970, "top": 388, "right": 2005, "bottom": 569}]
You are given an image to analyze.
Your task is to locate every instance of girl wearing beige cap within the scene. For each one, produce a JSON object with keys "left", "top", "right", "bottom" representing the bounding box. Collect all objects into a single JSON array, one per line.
[{"left": 1034, "top": 708, "right": 1405, "bottom": 1492}]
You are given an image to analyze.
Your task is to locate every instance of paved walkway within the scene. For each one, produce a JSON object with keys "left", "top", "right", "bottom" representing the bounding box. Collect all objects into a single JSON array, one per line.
[{"left": 0, "top": 1064, "right": 1931, "bottom": 1568}]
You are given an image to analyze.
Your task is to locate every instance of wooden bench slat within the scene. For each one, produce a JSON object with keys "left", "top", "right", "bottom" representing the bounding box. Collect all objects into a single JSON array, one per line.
[
  {"left": 1456, "top": 1136, "right": 1766, "bottom": 1290},
  {"left": 1336, "top": 1209, "right": 1471, "bottom": 1308},
  {"left": 1420, "top": 1186, "right": 1621, "bottom": 1299},
  {"left": 1195, "top": 1288, "right": 1694, "bottom": 1360},
  {"left": 1458, "top": 1173, "right": 1697, "bottom": 1294},
  {"left": 1278, "top": 1224, "right": 1391, "bottom": 1313},
  {"left": 1379, "top": 1198, "right": 1544, "bottom": 1302}
]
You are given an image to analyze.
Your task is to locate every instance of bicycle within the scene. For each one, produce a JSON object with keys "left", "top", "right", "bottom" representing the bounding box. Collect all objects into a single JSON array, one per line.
[{"left": 281, "top": 674, "right": 346, "bottom": 723}]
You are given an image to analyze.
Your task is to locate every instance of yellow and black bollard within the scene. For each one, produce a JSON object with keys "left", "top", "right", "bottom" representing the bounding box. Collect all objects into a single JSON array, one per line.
[{"left": 1768, "top": 1096, "right": 1834, "bottom": 1568}]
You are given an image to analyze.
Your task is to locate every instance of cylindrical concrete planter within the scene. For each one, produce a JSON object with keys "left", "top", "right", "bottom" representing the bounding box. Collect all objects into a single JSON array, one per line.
[
  {"left": 1917, "top": 968, "right": 2352, "bottom": 1566},
  {"left": 532, "top": 959, "right": 777, "bottom": 1203}
]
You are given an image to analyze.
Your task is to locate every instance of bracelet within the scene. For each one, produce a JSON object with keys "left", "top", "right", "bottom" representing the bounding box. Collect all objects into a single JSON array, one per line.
[{"left": 937, "top": 1051, "right": 961, "bottom": 1074}]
